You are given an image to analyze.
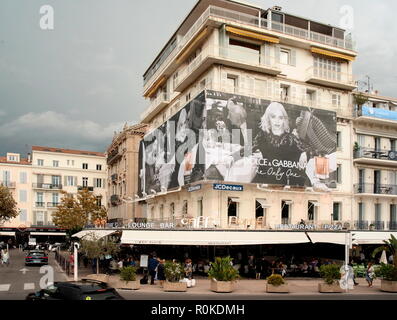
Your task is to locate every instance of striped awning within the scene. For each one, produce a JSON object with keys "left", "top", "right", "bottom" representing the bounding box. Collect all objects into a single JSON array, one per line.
[
  {"left": 72, "top": 229, "right": 119, "bottom": 240},
  {"left": 144, "top": 76, "right": 167, "bottom": 98},
  {"left": 0, "top": 231, "right": 15, "bottom": 236},
  {"left": 225, "top": 26, "right": 279, "bottom": 44},
  {"left": 176, "top": 27, "right": 209, "bottom": 64},
  {"left": 311, "top": 47, "right": 356, "bottom": 61}
]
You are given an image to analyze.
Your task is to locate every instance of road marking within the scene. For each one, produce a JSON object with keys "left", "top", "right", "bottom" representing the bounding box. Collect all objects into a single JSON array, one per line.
[
  {"left": 24, "top": 283, "right": 35, "bottom": 290},
  {"left": 0, "top": 284, "right": 10, "bottom": 292}
]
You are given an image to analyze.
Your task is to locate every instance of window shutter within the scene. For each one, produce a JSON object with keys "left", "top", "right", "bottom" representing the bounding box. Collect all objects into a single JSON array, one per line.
[
  {"left": 275, "top": 45, "right": 280, "bottom": 63},
  {"left": 247, "top": 76, "right": 254, "bottom": 95},
  {"left": 44, "top": 212, "right": 48, "bottom": 225},
  {"left": 64, "top": 176, "right": 67, "bottom": 186},
  {"left": 33, "top": 212, "right": 37, "bottom": 225},
  {"left": 316, "top": 90, "right": 322, "bottom": 106},
  {"left": 74, "top": 177, "right": 77, "bottom": 186},
  {"left": 221, "top": 70, "right": 228, "bottom": 91},
  {"left": 290, "top": 49, "right": 297, "bottom": 66},
  {"left": 291, "top": 86, "right": 297, "bottom": 101},
  {"left": 102, "top": 179, "right": 106, "bottom": 188}
]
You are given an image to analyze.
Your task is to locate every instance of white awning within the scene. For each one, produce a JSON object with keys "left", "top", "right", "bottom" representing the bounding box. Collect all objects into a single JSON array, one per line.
[
  {"left": 0, "top": 232, "right": 15, "bottom": 236},
  {"left": 256, "top": 199, "right": 271, "bottom": 208},
  {"left": 352, "top": 231, "right": 397, "bottom": 245},
  {"left": 307, "top": 232, "right": 347, "bottom": 245},
  {"left": 72, "top": 229, "right": 119, "bottom": 240},
  {"left": 120, "top": 230, "right": 310, "bottom": 246},
  {"left": 30, "top": 232, "right": 67, "bottom": 236}
]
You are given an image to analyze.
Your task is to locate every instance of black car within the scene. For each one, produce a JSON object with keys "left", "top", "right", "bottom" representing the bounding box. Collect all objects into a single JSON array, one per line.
[
  {"left": 26, "top": 279, "right": 125, "bottom": 300},
  {"left": 25, "top": 250, "right": 48, "bottom": 266}
]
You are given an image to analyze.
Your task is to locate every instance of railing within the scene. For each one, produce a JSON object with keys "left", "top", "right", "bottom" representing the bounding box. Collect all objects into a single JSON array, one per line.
[
  {"left": 47, "top": 202, "right": 59, "bottom": 208},
  {"left": 142, "top": 92, "right": 170, "bottom": 121},
  {"left": 111, "top": 174, "right": 118, "bottom": 183},
  {"left": 354, "top": 147, "right": 396, "bottom": 161},
  {"left": 370, "top": 221, "right": 385, "bottom": 231},
  {"left": 388, "top": 221, "right": 397, "bottom": 230},
  {"left": 354, "top": 220, "right": 369, "bottom": 230},
  {"left": 144, "top": 5, "right": 355, "bottom": 92},
  {"left": 32, "top": 183, "right": 62, "bottom": 190},
  {"left": 355, "top": 105, "right": 397, "bottom": 121},
  {"left": 78, "top": 186, "right": 94, "bottom": 192},
  {"left": 173, "top": 45, "right": 279, "bottom": 89},
  {"left": 354, "top": 183, "right": 397, "bottom": 195},
  {"left": 0, "top": 181, "right": 16, "bottom": 188},
  {"left": 55, "top": 251, "right": 72, "bottom": 276},
  {"left": 306, "top": 66, "right": 355, "bottom": 86},
  {"left": 107, "top": 149, "right": 122, "bottom": 165},
  {"left": 35, "top": 202, "right": 45, "bottom": 208},
  {"left": 110, "top": 195, "right": 120, "bottom": 206}
]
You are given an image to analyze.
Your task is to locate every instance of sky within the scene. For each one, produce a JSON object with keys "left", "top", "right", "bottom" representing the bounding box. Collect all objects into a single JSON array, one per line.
[{"left": 0, "top": 0, "right": 396, "bottom": 156}]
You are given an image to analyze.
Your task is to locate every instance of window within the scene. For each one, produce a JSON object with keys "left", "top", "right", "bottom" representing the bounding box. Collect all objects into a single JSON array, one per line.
[
  {"left": 7, "top": 155, "right": 17, "bottom": 162},
  {"left": 332, "top": 94, "right": 341, "bottom": 108},
  {"left": 96, "top": 196, "right": 102, "bottom": 207},
  {"left": 185, "top": 93, "right": 191, "bottom": 102},
  {"left": 170, "top": 203, "right": 175, "bottom": 218},
  {"left": 37, "top": 159, "right": 44, "bottom": 166},
  {"left": 52, "top": 175, "right": 61, "bottom": 186},
  {"left": 280, "top": 49, "right": 290, "bottom": 65},
  {"left": 160, "top": 205, "right": 164, "bottom": 221},
  {"left": 82, "top": 163, "right": 88, "bottom": 169},
  {"left": 281, "top": 200, "right": 291, "bottom": 224},
  {"left": 280, "top": 85, "right": 289, "bottom": 101},
  {"left": 67, "top": 160, "right": 75, "bottom": 166},
  {"left": 333, "top": 202, "right": 341, "bottom": 221},
  {"left": 306, "top": 89, "right": 316, "bottom": 105},
  {"left": 52, "top": 193, "right": 59, "bottom": 205},
  {"left": 228, "top": 197, "right": 239, "bottom": 217},
  {"left": 391, "top": 140, "right": 396, "bottom": 152},
  {"left": 358, "top": 202, "right": 365, "bottom": 221},
  {"left": 226, "top": 75, "right": 238, "bottom": 93},
  {"left": 65, "top": 176, "right": 76, "bottom": 187},
  {"left": 336, "top": 164, "right": 342, "bottom": 184},
  {"left": 53, "top": 160, "right": 59, "bottom": 167},
  {"left": 20, "top": 172, "right": 27, "bottom": 184},
  {"left": 375, "top": 203, "right": 382, "bottom": 222},
  {"left": 308, "top": 201, "right": 318, "bottom": 221},
  {"left": 313, "top": 56, "right": 342, "bottom": 81},
  {"left": 197, "top": 199, "right": 203, "bottom": 217},
  {"left": 182, "top": 200, "right": 188, "bottom": 216},
  {"left": 94, "top": 178, "right": 103, "bottom": 188},
  {"left": 336, "top": 131, "right": 342, "bottom": 149},
  {"left": 82, "top": 177, "right": 88, "bottom": 187},
  {"left": 96, "top": 164, "right": 102, "bottom": 171},
  {"left": 19, "top": 209, "right": 27, "bottom": 222},
  {"left": 19, "top": 190, "right": 27, "bottom": 203}
]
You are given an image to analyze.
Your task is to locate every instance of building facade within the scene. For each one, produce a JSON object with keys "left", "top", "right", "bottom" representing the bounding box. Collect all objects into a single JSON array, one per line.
[
  {"left": 136, "top": 0, "right": 359, "bottom": 232},
  {"left": 106, "top": 123, "right": 148, "bottom": 223}
]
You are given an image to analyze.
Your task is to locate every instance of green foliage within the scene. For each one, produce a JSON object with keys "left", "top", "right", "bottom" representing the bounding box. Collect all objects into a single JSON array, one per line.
[
  {"left": 164, "top": 260, "right": 184, "bottom": 282},
  {"left": 353, "top": 93, "right": 369, "bottom": 107},
  {"left": 267, "top": 274, "right": 285, "bottom": 286},
  {"left": 375, "top": 264, "right": 397, "bottom": 281},
  {"left": 208, "top": 256, "right": 239, "bottom": 282},
  {"left": 353, "top": 142, "right": 360, "bottom": 152},
  {"left": 372, "top": 235, "right": 397, "bottom": 267},
  {"left": 120, "top": 266, "right": 137, "bottom": 282},
  {"left": 0, "top": 185, "right": 19, "bottom": 223},
  {"left": 319, "top": 264, "right": 341, "bottom": 285}
]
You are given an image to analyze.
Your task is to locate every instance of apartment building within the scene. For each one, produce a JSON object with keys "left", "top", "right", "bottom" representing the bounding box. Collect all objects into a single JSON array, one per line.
[
  {"left": 353, "top": 92, "right": 397, "bottom": 232},
  {"left": 106, "top": 123, "right": 148, "bottom": 224},
  {"left": 133, "top": 0, "right": 357, "bottom": 236}
]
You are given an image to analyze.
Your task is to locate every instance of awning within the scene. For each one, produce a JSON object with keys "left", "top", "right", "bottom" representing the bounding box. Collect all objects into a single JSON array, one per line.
[
  {"left": 121, "top": 230, "right": 310, "bottom": 246},
  {"left": 256, "top": 199, "right": 271, "bottom": 208},
  {"left": 72, "top": 229, "right": 119, "bottom": 240},
  {"left": 30, "top": 232, "right": 67, "bottom": 236},
  {"left": 144, "top": 76, "right": 167, "bottom": 98},
  {"left": 351, "top": 231, "right": 397, "bottom": 245},
  {"left": 176, "top": 27, "right": 209, "bottom": 64},
  {"left": 225, "top": 26, "right": 279, "bottom": 44},
  {"left": 0, "top": 231, "right": 15, "bottom": 236},
  {"left": 311, "top": 47, "right": 356, "bottom": 61},
  {"left": 307, "top": 232, "right": 347, "bottom": 245}
]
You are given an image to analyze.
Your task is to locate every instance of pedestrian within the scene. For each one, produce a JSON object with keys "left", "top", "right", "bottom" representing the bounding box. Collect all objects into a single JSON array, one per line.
[
  {"left": 148, "top": 255, "right": 159, "bottom": 285},
  {"left": 184, "top": 258, "right": 193, "bottom": 280},
  {"left": 91, "top": 258, "right": 97, "bottom": 274},
  {"left": 255, "top": 258, "right": 262, "bottom": 280},
  {"left": 156, "top": 258, "right": 166, "bottom": 287},
  {"left": 2, "top": 249, "right": 10, "bottom": 266},
  {"left": 360, "top": 251, "right": 365, "bottom": 264},
  {"left": 365, "top": 262, "right": 375, "bottom": 287}
]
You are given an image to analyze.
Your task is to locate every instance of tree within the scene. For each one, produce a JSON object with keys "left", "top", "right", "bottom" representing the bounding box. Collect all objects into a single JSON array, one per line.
[
  {"left": 373, "top": 234, "right": 397, "bottom": 267},
  {"left": 0, "top": 185, "right": 19, "bottom": 224},
  {"left": 79, "top": 232, "right": 120, "bottom": 274},
  {"left": 353, "top": 93, "right": 369, "bottom": 109},
  {"left": 52, "top": 189, "right": 107, "bottom": 234}
]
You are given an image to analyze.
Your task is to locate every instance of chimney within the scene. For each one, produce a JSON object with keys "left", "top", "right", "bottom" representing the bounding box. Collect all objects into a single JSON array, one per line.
[
  {"left": 272, "top": 6, "right": 282, "bottom": 11},
  {"left": 27, "top": 153, "right": 31, "bottom": 163}
]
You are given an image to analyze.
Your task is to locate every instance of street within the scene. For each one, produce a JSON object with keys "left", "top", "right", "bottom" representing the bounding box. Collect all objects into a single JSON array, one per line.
[{"left": 0, "top": 249, "right": 68, "bottom": 300}]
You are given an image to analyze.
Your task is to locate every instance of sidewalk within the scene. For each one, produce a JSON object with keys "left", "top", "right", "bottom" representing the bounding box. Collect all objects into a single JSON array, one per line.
[{"left": 54, "top": 255, "right": 392, "bottom": 296}]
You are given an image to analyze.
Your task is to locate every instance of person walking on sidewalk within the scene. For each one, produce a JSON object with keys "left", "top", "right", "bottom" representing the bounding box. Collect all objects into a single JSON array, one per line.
[
  {"left": 1, "top": 249, "right": 10, "bottom": 266},
  {"left": 365, "top": 262, "right": 375, "bottom": 287},
  {"left": 156, "top": 258, "right": 166, "bottom": 288},
  {"left": 148, "top": 255, "right": 159, "bottom": 285}
]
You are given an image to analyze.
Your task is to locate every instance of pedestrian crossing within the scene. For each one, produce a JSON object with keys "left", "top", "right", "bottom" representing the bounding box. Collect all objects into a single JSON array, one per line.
[{"left": 0, "top": 283, "right": 37, "bottom": 292}]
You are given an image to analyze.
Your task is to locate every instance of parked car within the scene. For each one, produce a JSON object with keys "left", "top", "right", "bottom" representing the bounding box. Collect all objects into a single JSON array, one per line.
[
  {"left": 25, "top": 250, "right": 48, "bottom": 266},
  {"left": 25, "top": 280, "right": 125, "bottom": 300}
]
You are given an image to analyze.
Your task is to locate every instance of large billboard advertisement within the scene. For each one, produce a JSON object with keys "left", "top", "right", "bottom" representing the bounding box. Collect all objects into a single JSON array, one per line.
[{"left": 138, "top": 90, "right": 337, "bottom": 196}]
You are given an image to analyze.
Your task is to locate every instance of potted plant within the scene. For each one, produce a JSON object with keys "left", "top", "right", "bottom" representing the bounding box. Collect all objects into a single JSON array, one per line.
[
  {"left": 266, "top": 274, "right": 289, "bottom": 293},
  {"left": 208, "top": 256, "right": 239, "bottom": 293},
  {"left": 372, "top": 234, "right": 397, "bottom": 292},
  {"left": 113, "top": 266, "right": 140, "bottom": 290},
  {"left": 163, "top": 260, "right": 187, "bottom": 292},
  {"left": 318, "top": 264, "right": 343, "bottom": 293}
]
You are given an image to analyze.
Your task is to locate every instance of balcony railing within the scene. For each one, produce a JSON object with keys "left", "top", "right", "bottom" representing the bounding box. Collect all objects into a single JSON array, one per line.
[
  {"left": 32, "top": 183, "right": 62, "bottom": 190},
  {"left": 354, "top": 183, "right": 397, "bottom": 195},
  {"left": 370, "top": 221, "right": 385, "bottom": 231},
  {"left": 306, "top": 66, "right": 356, "bottom": 89},
  {"left": 0, "top": 181, "right": 16, "bottom": 188},
  {"left": 143, "top": 5, "right": 355, "bottom": 91},
  {"left": 354, "top": 220, "right": 369, "bottom": 230},
  {"left": 111, "top": 174, "right": 118, "bottom": 183},
  {"left": 388, "top": 221, "right": 397, "bottom": 230},
  {"left": 110, "top": 195, "right": 120, "bottom": 206},
  {"left": 78, "top": 186, "right": 94, "bottom": 192},
  {"left": 107, "top": 149, "right": 122, "bottom": 165},
  {"left": 356, "top": 105, "right": 397, "bottom": 122},
  {"left": 47, "top": 202, "right": 60, "bottom": 208},
  {"left": 354, "top": 148, "right": 397, "bottom": 161},
  {"left": 35, "top": 202, "right": 45, "bottom": 208}
]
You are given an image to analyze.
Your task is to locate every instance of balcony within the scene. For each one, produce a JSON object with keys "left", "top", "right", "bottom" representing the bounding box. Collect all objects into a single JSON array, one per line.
[
  {"left": 107, "top": 149, "right": 122, "bottom": 165},
  {"left": 35, "top": 202, "right": 46, "bottom": 208},
  {"left": 78, "top": 186, "right": 94, "bottom": 192},
  {"left": 305, "top": 67, "right": 356, "bottom": 91},
  {"left": 354, "top": 183, "right": 397, "bottom": 196},
  {"left": 355, "top": 106, "right": 397, "bottom": 128},
  {"left": 110, "top": 195, "right": 120, "bottom": 206},
  {"left": 141, "top": 92, "right": 170, "bottom": 122},
  {"left": 354, "top": 147, "right": 397, "bottom": 167},
  {"left": 143, "top": 5, "right": 355, "bottom": 94},
  {"left": 111, "top": 174, "right": 118, "bottom": 184},
  {"left": 354, "top": 220, "right": 369, "bottom": 230},
  {"left": 370, "top": 221, "right": 385, "bottom": 231},
  {"left": 173, "top": 45, "right": 281, "bottom": 93},
  {"left": 47, "top": 202, "right": 60, "bottom": 208},
  {"left": 0, "top": 181, "right": 16, "bottom": 188},
  {"left": 388, "top": 221, "right": 397, "bottom": 230},
  {"left": 32, "top": 183, "right": 62, "bottom": 190}
]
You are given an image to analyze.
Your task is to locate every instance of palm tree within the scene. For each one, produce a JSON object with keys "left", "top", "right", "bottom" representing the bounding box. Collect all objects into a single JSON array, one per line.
[{"left": 372, "top": 234, "right": 397, "bottom": 266}]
